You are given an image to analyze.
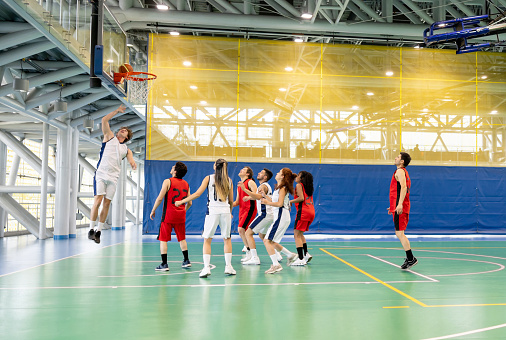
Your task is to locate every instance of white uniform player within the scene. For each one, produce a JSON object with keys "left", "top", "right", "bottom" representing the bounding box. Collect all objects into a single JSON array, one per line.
[
  {"left": 249, "top": 182, "right": 274, "bottom": 235},
  {"left": 202, "top": 174, "right": 233, "bottom": 239},
  {"left": 94, "top": 136, "right": 128, "bottom": 200},
  {"left": 265, "top": 187, "right": 291, "bottom": 243}
]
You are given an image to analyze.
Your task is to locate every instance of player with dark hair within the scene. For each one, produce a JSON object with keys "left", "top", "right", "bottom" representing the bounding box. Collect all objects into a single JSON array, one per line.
[
  {"left": 388, "top": 152, "right": 417, "bottom": 269},
  {"left": 150, "top": 162, "right": 192, "bottom": 271},
  {"left": 233, "top": 166, "right": 257, "bottom": 263},
  {"left": 238, "top": 168, "right": 274, "bottom": 265},
  {"left": 289, "top": 171, "right": 315, "bottom": 266},
  {"left": 88, "top": 105, "right": 136, "bottom": 244}
]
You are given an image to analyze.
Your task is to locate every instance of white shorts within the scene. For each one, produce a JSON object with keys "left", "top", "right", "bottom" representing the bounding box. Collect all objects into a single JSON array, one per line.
[
  {"left": 202, "top": 213, "right": 232, "bottom": 239},
  {"left": 249, "top": 214, "right": 274, "bottom": 235},
  {"left": 94, "top": 175, "right": 118, "bottom": 201},
  {"left": 266, "top": 208, "right": 291, "bottom": 243}
]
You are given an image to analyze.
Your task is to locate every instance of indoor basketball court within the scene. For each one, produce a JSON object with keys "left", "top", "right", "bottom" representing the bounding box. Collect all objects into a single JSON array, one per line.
[{"left": 1, "top": 0, "right": 506, "bottom": 339}]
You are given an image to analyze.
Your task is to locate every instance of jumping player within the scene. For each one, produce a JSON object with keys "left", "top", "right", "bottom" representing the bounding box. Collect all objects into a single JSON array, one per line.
[
  {"left": 150, "top": 162, "right": 192, "bottom": 271},
  {"left": 388, "top": 152, "right": 418, "bottom": 269},
  {"left": 238, "top": 168, "right": 274, "bottom": 265},
  {"left": 289, "top": 171, "right": 315, "bottom": 266},
  {"left": 260, "top": 168, "right": 298, "bottom": 274},
  {"left": 88, "top": 105, "right": 136, "bottom": 244},
  {"left": 175, "top": 159, "right": 235, "bottom": 278},
  {"left": 233, "top": 167, "right": 257, "bottom": 263}
]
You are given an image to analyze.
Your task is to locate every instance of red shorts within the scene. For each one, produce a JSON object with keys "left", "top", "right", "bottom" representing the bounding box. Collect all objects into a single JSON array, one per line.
[
  {"left": 158, "top": 222, "right": 186, "bottom": 242},
  {"left": 239, "top": 212, "right": 256, "bottom": 230},
  {"left": 294, "top": 219, "right": 312, "bottom": 232},
  {"left": 393, "top": 213, "right": 409, "bottom": 231}
]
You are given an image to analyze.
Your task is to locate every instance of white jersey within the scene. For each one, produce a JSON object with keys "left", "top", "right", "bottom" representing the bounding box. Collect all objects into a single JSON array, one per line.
[
  {"left": 256, "top": 182, "right": 274, "bottom": 217},
  {"left": 207, "top": 174, "right": 232, "bottom": 215},
  {"left": 95, "top": 136, "right": 128, "bottom": 181},
  {"left": 272, "top": 188, "right": 290, "bottom": 210}
]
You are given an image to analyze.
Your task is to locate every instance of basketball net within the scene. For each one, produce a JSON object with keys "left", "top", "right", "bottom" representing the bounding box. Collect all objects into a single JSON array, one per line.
[{"left": 125, "top": 72, "right": 157, "bottom": 105}]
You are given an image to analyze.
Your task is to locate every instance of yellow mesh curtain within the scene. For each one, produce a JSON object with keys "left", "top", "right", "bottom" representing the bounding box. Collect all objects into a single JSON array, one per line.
[{"left": 147, "top": 34, "right": 506, "bottom": 166}]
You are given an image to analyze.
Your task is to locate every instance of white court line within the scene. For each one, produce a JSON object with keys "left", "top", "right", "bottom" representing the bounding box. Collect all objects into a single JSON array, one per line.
[
  {"left": 380, "top": 256, "right": 505, "bottom": 277},
  {"left": 0, "top": 242, "right": 123, "bottom": 279},
  {"left": 366, "top": 254, "right": 439, "bottom": 282},
  {"left": 0, "top": 279, "right": 435, "bottom": 290},
  {"left": 422, "top": 323, "right": 506, "bottom": 340},
  {"left": 100, "top": 263, "right": 215, "bottom": 277},
  {"left": 418, "top": 249, "right": 506, "bottom": 261}
]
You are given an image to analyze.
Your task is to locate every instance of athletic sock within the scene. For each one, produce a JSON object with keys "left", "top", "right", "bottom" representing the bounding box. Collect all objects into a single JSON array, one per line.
[
  {"left": 296, "top": 247, "right": 304, "bottom": 260},
  {"left": 224, "top": 253, "right": 232, "bottom": 266},
  {"left": 406, "top": 249, "right": 414, "bottom": 261},
  {"left": 161, "top": 254, "right": 167, "bottom": 264},
  {"left": 182, "top": 250, "right": 189, "bottom": 261},
  {"left": 203, "top": 254, "right": 211, "bottom": 268},
  {"left": 90, "top": 220, "right": 96, "bottom": 230},
  {"left": 269, "top": 254, "right": 279, "bottom": 266},
  {"left": 280, "top": 247, "right": 293, "bottom": 256},
  {"left": 97, "top": 222, "right": 104, "bottom": 232},
  {"left": 250, "top": 248, "right": 258, "bottom": 258},
  {"left": 303, "top": 243, "right": 308, "bottom": 255}
]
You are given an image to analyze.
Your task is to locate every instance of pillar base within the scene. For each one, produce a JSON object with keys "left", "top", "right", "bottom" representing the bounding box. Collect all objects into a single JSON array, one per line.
[
  {"left": 69, "top": 234, "right": 76, "bottom": 238},
  {"left": 53, "top": 235, "right": 69, "bottom": 240},
  {"left": 112, "top": 227, "right": 122, "bottom": 230}
]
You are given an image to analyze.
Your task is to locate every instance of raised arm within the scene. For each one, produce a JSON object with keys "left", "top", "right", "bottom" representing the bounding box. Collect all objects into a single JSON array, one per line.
[
  {"left": 175, "top": 176, "right": 210, "bottom": 207},
  {"left": 101, "top": 105, "right": 126, "bottom": 142},
  {"left": 150, "top": 179, "right": 171, "bottom": 220},
  {"left": 126, "top": 149, "right": 137, "bottom": 170},
  {"left": 290, "top": 183, "right": 304, "bottom": 205}
]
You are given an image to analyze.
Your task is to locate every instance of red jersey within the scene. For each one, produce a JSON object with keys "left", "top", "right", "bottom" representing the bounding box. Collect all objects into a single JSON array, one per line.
[
  {"left": 161, "top": 178, "right": 189, "bottom": 224},
  {"left": 389, "top": 168, "right": 411, "bottom": 214},
  {"left": 238, "top": 178, "right": 257, "bottom": 221},
  {"left": 295, "top": 183, "right": 315, "bottom": 222}
]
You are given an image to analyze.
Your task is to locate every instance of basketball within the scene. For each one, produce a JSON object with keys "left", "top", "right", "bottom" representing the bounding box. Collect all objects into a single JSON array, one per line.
[{"left": 118, "top": 63, "right": 133, "bottom": 74}]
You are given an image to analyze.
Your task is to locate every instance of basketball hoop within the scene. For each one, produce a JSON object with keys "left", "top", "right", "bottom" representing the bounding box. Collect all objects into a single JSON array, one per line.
[{"left": 124, "top": 72, "right": 157, "bottom": 105}]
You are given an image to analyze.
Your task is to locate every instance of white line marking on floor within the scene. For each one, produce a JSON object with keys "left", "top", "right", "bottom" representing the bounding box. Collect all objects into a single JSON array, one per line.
[
  {"left": 366, "top": 254, "right": 439, "bottom": 282},
  {"left": 422, "top": 323, "right": 506, "bottom": 340}
]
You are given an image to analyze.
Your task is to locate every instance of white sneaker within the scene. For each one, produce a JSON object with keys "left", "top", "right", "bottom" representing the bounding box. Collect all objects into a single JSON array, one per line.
[
  {"left": 276, "top": 251, "right": 283, "bottom": 262},
  {"left": 199, "top": 266, "right": 211, "bottom": 278},
  {"left": 242, "top": 256, "right": 260, "bottom": 265},
  {"left": 242, "top": 246, "right": 247, "bottom": 252},
  {"left": 265, "top": 264, "right": 283, "bottom": 274},
  {"left": 304, "top": 253, "right": 313, "bottom": 263},
  {"left": 240, "top": 251, "right": 252, "bottom": 263},
  {"left": 290, "top": 258, "right": 307, "bottom": 266},
  {"left": 287, "top": 253, "right": 297, "bottom": 266},
  {"left": 224, "top": 265, "right": 236, "bottom": 275}
]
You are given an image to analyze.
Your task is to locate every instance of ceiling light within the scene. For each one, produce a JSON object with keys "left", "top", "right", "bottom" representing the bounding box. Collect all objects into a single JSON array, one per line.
[
  {"left": 157, "top": 4, "right": 169, "bottom": 10},
  {"left": 385, "top": 71, "right": 394, "bottom": 76},
  {"left": 106, "top": 59, "right": 114, "bottom": 63},
  {"left": 366, "top": 92, "right": 374, "bottom": 96},
  {"left": 285, "top": 66, "right": 293, "bottom": 72},
  {"left": 13, "top": 78, "right": 29, "bottom": 92},
  {"left": 279, "top": 88, "right": 287, "bottom": 92},
  {"left": 352, "top": 106, "right": 359, "bottom": 110},
  {"left": 163, "top": 93, "right": 167, "bottom": 96},
  {"left": 54, "top": 100, "right": 67, "bottom": 113},
  {"left": 422, "top": 108, "right": 429, "bottom": 112},
  {"left": 170, "top": 31, "right": 180, "bottom": 36},
  {"left": 294, "top": 37, "right": 304, "bottom": 43},
  {"left": 491, "top": 110, "right": 498, "bottom": 115},
  {"left": 481, "top": 75, "right": 488, "bottom": 79},
  {"left": 183, "top": 61, "right": 192, "bottom": 66},
  {"left": 301, "top": 13, "right": 312, "bottom": 19},
  {"left": 190, "top": 85, "right": 198, "bottom": 89},
  {"left": 200, "top": 101, "right": 207, "bottom": 105},
  {"left": 83, "top": 118, "right": 94, "bottom": 131},
  {"left": 126, "top": 37, "right": 134, "bottom": 47},
  {"left": 442, "top": 98, "right": 453, "bottom": 102}
]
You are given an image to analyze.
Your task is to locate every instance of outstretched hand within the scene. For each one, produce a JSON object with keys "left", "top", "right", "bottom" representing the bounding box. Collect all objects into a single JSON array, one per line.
[{"left": 117, "top": 104, "right": 126, "bottom": 114}]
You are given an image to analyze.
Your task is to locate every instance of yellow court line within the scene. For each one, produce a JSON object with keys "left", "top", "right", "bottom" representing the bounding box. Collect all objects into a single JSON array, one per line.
[
  {"left": 320, "top": 248, "right": 428, "bottom": 307},
  {"left": 383, "top": 306, "right": 410, "bottom": 309}
]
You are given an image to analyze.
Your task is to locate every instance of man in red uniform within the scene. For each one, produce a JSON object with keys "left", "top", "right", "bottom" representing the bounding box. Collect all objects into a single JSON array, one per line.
[
  {"left": 150, "top": 162, "right": 192, "bottom": 271},
  {"left": 388, "top": 152, "right": 417, "bottom": 270},
  {"left": 233, "top": 166, "right": 257, "bottom": 262}
]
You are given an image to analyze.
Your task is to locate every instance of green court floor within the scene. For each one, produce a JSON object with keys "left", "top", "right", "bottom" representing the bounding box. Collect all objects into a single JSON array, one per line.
[{"left": 2, "top": 239, "right": 506, "bottom": 340}]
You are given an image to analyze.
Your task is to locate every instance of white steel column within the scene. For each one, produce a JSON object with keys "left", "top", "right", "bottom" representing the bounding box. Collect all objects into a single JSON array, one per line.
[
  {"left": 120, "top": 159, "right": 127, "bottom": 228},
  {"left": 7, "top": 138, "right": 22, "bottom": 186},
  {"left": 53, "top": 124, "right": 72, "bottom": 239},
  {"left": 135, "top": 163, "right": 141, "bottom": 226},
  {"left": 39, "top": 123, "right": 49, "bottom": 240},
  {"left": 0, "top": 140, "right": 6, "bottom": 238},
  {"left": 68, "top": 126, "right": 80, "bottom": 237}
]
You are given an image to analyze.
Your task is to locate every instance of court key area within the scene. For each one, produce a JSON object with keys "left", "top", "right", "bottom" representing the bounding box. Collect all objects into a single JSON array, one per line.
[{"left": 1, "top": 229, "right": 506, "bottom": 340}]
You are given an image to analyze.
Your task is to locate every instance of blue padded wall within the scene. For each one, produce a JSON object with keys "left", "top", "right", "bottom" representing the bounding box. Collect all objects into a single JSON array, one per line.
[{"left": 143, "top": 161, "right": 506, "bottom": 235}]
